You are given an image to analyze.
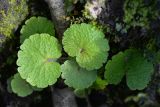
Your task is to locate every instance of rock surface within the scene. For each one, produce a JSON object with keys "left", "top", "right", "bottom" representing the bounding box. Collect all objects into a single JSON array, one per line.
[
  {"left": 0, "top": 0, "right": 28, "bottom": 47},
  {"left": 52, "top": 88, "right": 78, "bottom": 107},
  {"left": 45, "top": 0, "right": 69, "bottom": 38}
]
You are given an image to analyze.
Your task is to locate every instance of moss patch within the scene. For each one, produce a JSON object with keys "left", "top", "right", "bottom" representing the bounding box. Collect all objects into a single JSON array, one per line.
[{"left": 0, "top": 0, "right": 28, "bottom": 44}]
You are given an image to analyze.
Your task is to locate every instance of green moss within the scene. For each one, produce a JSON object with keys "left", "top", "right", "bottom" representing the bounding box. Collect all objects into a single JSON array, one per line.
[
  {"left": 0, "top": 0, "right": 28, "bottom": 40},
  {"left": 123, "top": 0, "right": 158, "bottom": 29}
]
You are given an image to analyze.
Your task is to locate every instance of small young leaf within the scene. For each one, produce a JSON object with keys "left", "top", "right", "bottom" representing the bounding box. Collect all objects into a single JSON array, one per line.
[
  {"left": 62, "top": 23, "right": 109, "bottom": 70},
  {"left": 20, "top": 16, "right": 55, "bottom": 43},
  {"left": 17, "top": 33, "right": 61, "bottom": 88},
  {"left": 11, "top": 73, "right": 33, "bottom": 97},
  {"left": 104, "top": 52, "right": 126, "bottom": 85},
  {"left": 92, "top": 76, "right": 108, "bottom": 90},
  {"left": 61, "top": 60, "right": 97, "bottom": 89}
]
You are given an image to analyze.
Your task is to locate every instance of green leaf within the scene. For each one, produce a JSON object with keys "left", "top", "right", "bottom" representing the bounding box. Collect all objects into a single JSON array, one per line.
[
  {"left": 105, "top": 52, "right": 126, "bottom": 85},
  {"left": 17, "top": 33, "right": 61, "bottom": 88},
  {"left": 11, "top": 73, "right": 33, "bottom": 97},
  {"left": 20, "top": 16, "right": 55, "bottom": 43},
  {"left": 61, "top": 60, "right": 97, "bottom": 89},
  {"left": 92, "top": 76, "right": 108, "bottom": 90},
  {"left": 104, "top": 49, "right": 154, "bottom": 90},
  {"left": 62, "top": 23, "right": 109, "bottom": 70},
  {"left": 125, "top": 50, "right": 154, "bottom": 90},
  {"left": 74, "top": 89, "right": 86, "bottom": 98}
]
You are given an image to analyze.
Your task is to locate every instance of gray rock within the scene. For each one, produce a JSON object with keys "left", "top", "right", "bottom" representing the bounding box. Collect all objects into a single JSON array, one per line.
[
  {"left": 45, "top": 0, "right": 69, "bottom": 38},
  {"left": 52, "top": 88, "right": 78, "bottom": 107},
  {"left": 0, "top": 0, "right": 28, "bottom": 47}
]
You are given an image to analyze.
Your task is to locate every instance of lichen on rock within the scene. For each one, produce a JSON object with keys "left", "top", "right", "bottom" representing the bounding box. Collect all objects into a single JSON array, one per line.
[
  {"left": 83, "top": 0, "right": 106, "bottom": 20},
  {"left": 0, "top": 0, "right": 28, "bottom": 45}
]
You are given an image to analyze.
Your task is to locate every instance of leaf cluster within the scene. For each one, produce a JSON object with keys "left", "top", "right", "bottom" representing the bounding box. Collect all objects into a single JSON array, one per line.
[
  {"left": 10, "top": 15, "right": 155, "bottom": 97},
  {"left": 105, "top": 49, "right": 154, "bottom": 90},
  {"left": 10, "top": 17, "right": 61, "bottom": 96}
]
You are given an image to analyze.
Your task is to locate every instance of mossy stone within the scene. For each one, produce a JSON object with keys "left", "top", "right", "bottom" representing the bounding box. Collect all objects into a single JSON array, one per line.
[{"left": 0, "top": 0, "right": 28, "bottom": 46}]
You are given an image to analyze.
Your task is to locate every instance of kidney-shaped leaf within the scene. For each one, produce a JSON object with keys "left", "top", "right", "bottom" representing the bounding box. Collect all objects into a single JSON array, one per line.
[
  {"left": 20, "top": 16, "right": 55, "bottom": 43},
  {"left": 61, "top": 60, "right": 97, "bottom": 89},
  {"left": 11, "top": 73, "right": 33, "bottom": 97},
  {"left": 62, "top": 23, "right": 109, "bottom": 70},
  {"left": 125, "top": 49, "right": 154, "bottom": 90},
  {"left": 104, "top": 52, "right": 126, "bottom": 85},
  {"left": 17, "top": 33, "right": 61, "bottom": 88}
]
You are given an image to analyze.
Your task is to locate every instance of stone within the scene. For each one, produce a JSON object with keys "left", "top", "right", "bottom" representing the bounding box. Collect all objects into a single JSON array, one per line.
[
  {"left": 45, "top": 0, "right": 69, "bottom": 38},
  {"left": 52, "top": 88, "right": 78, "bottom": 107},
  {"left": 0, "top": 0, "right": 28, "bottom": 47}
]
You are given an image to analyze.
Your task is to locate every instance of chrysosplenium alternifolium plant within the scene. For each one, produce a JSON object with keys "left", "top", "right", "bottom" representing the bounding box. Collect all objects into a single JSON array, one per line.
[{"left": 9, "top": 16, "right": 154, "bottom": 97}]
